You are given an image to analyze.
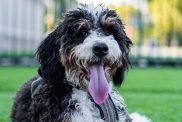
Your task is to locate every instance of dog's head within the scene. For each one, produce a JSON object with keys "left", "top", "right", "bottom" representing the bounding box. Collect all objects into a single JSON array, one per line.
[{"left": 36, "top": 4, "right": 132, "bottom": 104}]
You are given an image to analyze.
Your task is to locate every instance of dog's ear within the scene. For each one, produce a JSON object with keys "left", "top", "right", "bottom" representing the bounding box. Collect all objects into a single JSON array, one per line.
[
  {"left": 113, "top": 29, "right": 132, "bottom": 87},
  {"left": 101, "top": 10, "right": 132, "bottom": 86},
  {"left": 36, "top": 23, "right": 66, "bottom": 84}
]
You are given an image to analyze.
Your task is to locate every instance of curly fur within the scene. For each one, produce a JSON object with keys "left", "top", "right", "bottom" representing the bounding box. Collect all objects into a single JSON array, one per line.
[{"left": 10, "top": 4, "right": 148, "bottom": 122}]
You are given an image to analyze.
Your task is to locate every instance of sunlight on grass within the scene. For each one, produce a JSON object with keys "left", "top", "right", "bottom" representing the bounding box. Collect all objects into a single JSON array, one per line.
[
  {"left": 121, "top": 67, "right": 182, "bottom": 93},
  {"left": 121, "top": 92, "right": 182, "bottom": 122}
]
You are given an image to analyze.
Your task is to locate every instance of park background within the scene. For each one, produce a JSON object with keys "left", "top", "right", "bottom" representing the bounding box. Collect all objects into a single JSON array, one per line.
[{"left": 0, "top": 0, "right": 182, "bottom": 121}]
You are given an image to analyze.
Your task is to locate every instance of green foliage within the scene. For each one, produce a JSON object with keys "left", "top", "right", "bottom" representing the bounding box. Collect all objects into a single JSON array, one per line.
[
  {"left": 110, "top": 0, "right": 182, "bottom": 46},
  {"left": 149, "top": 0, "right": 182, "bottom": 46},
  {"left": 0, "top": 51, "right": 34, "bottom": 58},
  {"left": 0, "top": 67, "right": 182, "bottom": 122}
]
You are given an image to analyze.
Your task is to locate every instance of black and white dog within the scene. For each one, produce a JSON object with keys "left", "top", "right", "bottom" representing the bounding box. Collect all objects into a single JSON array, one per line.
[{"left": 11, "top": 4, "right": 150, "bottom": 122}]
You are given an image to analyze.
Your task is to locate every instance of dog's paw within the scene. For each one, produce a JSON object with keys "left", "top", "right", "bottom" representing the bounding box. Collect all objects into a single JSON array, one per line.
[{"left": 130, "top": 112, "right": 151, "bottom": 122}]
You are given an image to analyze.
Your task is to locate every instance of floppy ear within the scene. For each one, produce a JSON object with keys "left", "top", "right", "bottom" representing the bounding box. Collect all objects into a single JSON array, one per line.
[
  {"left": 100, "top": 10, "right": 132, "bottom": 86},
  {"left": 36, "top": 23, "right": 66, "bottom": 84},
  {"left": 113, "top": 33, "right": 132, "bottom": 87}
]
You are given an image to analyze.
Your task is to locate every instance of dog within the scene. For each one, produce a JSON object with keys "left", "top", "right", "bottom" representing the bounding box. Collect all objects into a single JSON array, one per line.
[{"left": 11, "top": 4, "right": 150, "bottom": 122}]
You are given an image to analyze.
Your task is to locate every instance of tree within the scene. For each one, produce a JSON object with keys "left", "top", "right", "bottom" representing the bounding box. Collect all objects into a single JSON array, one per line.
[{"left": 149, "top": 0, "right": 182, "bottom": 46}]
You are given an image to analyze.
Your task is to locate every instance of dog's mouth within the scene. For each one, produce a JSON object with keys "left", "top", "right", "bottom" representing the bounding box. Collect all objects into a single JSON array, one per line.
[{"left": 81, "top": 61, "right": 109, "bottom": 105}]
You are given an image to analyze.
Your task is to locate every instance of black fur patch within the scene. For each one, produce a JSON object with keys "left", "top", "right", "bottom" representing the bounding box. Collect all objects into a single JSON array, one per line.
[{"left": 11, "top": 4, "right": 132, "bottom": 121}]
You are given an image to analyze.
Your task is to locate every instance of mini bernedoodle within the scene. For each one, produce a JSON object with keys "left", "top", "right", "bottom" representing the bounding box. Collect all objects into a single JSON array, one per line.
[{"left": 11, "top": 4, "right": 151, "bottom": 122}]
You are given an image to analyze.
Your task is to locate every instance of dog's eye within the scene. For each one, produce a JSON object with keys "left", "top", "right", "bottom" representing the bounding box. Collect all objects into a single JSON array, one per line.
[
  {"left": 105, "top": 26, "right": 117, "bottom": 36},
  {"left": 106, "top": 30, "right": 114, "bottom": 35},
  {"left": 76, "top": 29, "right": 88, "bottom": 38}
]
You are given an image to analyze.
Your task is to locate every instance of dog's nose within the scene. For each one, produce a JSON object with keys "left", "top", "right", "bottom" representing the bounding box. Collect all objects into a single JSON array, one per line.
[{"left": 93, "top": 43, "right": 108, "bottom": 57}]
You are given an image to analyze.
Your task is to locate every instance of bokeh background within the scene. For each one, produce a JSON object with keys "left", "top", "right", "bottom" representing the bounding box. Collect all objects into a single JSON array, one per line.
[{"left": 0, "top": 0, "right": 182, "bottom": 122}]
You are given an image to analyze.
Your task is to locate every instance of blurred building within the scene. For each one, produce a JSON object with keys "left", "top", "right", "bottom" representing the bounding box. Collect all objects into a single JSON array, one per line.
[
  {"left": 0, "top": 0, "right": 45, "bottom": 56},
  {"left": 0, "top": 0, "right": 77, "bottom": 66},
  {"left": 0, "top": 0, "right": 77, "bottom": 57}
]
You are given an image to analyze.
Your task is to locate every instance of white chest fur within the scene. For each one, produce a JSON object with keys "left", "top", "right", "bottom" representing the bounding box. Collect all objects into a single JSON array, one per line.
[{"left": 69, "top": 88, "right": 130, "bottom": 122}]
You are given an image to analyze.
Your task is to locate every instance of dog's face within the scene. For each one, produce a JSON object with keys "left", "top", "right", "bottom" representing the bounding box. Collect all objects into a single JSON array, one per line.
[{"left": 36, "top": 4, "right": 132, "bottom": 104}]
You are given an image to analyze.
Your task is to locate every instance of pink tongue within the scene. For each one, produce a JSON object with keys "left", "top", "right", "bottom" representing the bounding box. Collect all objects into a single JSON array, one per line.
[{"left": 88, "top": 64, "right": 109, "bottom": 105}]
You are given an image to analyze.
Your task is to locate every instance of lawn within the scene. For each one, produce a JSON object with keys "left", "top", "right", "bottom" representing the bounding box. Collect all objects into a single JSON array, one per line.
[{"left": 0, "top": 66, "right": 182, "bottom": 122}]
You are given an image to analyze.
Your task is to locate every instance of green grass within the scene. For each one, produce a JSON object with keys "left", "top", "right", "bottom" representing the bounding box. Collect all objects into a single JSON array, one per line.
[
  {"left": 0, "top": 67, "right": 37, "bottom": 92},
  {"left": 0, "top": 66, "right": 37, "bottom": 122},
  {"left": 119, "top": 67, "right": 182, "bottom": 122},
  {"left": 121, "top": 68, "right": 182, "bottom": 93},
  {"left": 0, "top": 66, "right": 182, "bottom": 122}
]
